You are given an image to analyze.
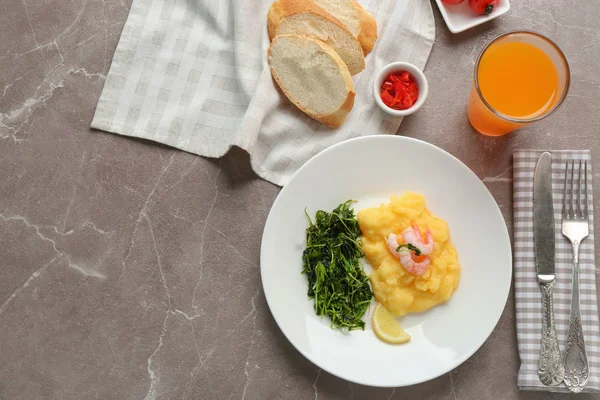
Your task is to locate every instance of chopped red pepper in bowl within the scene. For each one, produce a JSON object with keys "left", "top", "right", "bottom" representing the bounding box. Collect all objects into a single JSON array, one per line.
[
  {"left": 380, "top": 71, "right": 420, "bottom": 110},
  {"left": 373, "top": 62, "right": 428, "bottom": 116}
]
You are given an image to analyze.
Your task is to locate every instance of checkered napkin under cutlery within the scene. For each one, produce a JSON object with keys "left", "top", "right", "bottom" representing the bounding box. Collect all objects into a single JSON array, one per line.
[{"left": 514, "top": 150, "right": 600, "bottom": 392}]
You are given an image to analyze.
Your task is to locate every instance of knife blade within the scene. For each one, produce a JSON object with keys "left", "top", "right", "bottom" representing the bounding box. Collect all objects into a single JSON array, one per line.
[
  {"left": 533, "top": 151, "right": 565, "bottom": 386},
  {"left": 534, "top": 151, "right": 556, "bottom": 282}
]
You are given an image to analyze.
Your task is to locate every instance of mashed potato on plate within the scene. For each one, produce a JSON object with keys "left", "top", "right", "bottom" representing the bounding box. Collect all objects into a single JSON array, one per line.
[{"left": 357, "top": 192, "right": 460, "bottom": 316}]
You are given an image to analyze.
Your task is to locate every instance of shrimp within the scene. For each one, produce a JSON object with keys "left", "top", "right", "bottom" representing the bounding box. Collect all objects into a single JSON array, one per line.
[
  {"left": 385, "top": 233, "right": 431, "bottom": 276},
  {"left": 386, "top": 233, "right": 402, "bottom": 256},
  {"left": 401, "top": 224, "right": 434, "bottom": 255},
  {"left": 397, "top": 247, "right": 430, "bottom": 276}
]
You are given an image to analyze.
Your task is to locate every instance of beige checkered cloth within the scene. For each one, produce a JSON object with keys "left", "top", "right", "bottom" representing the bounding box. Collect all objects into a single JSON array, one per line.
[
  {"left": 90, "top": 0, "right": 434, "bottom": 186},
  {"left": 514, "top": 150, "right": 600, "bottom": 392}
]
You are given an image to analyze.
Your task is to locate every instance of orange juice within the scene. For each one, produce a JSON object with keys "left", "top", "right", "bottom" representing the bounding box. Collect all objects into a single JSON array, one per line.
[
  {"left": 467, "top": 33, "right": 568, "bottom": 136},
  {"left": 479, "top": 42, "right": 558, "bottom": 118}
]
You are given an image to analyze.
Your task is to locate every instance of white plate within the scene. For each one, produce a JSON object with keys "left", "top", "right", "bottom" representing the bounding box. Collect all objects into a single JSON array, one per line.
[
  {"left": 260, "top": 136, "right": 512, "bottom": 387},
  {"left": 434, "top": 0, "right": 510, "bottom": 34}
]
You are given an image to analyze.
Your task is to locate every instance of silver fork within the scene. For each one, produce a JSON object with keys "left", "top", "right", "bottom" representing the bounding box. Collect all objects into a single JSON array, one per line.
[{"left": 562, "top": 159, "right": 590, "bottom": 393}]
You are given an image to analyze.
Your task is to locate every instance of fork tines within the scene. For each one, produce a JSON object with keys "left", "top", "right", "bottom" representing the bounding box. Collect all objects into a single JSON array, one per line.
[{"left": 563, "top": 159, "right": 589, "bottom": 220}]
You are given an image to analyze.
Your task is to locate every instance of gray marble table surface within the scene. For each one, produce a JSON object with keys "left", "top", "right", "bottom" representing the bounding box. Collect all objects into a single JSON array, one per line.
[{"left": 2, "top": 0, "right": 600, "bottom": 399}]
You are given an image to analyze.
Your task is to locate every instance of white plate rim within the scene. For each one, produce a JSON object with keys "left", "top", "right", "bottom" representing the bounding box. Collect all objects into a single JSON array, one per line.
[{"left": 260, "top": 135, "right": 512, "bottom": 387}]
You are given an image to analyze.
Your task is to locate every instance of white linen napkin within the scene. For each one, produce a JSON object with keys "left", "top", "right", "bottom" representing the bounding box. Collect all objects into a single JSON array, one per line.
[
  {"left": 90, "top": 0, "right": 434, "bottom": 186},
  {"left": 513, "top": 150, "right": 600, "bottom": 392}
]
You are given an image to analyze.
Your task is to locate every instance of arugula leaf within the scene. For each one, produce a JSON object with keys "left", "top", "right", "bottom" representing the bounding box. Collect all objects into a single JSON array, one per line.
[
  {"left": 395, "top": 243, "right": 422, "bottom": 256},
  {"left": 302, "top": 201, "right": 373, "bottom": 330}
]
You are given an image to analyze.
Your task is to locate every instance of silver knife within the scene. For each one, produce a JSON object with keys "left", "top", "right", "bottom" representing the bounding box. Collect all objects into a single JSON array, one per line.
[{"left": 533, "top": 151, "right": 565, "bottom": 386}]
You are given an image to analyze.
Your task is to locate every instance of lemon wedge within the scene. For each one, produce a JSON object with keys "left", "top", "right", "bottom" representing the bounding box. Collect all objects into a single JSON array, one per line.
[{"left": 372, "top": 303, "right": 411, "bottom": 344}]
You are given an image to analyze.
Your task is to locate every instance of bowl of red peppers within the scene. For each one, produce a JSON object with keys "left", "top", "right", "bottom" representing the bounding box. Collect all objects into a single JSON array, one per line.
[{"left": 373, "top": 62, "right": 429, "bottom": 117}]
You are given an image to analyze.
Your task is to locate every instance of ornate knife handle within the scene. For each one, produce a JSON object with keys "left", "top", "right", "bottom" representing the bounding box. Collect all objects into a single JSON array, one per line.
[
  {"left": 564, "top": 247, "right": 589, "bottom": 393},
  {"left": 538, "top": 281, "right": 565, "bottom": 386}
]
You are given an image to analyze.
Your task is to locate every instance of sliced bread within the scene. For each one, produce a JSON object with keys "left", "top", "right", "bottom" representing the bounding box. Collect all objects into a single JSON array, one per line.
[
  {"left": 268, "top": 34, "right": 355, "bottom": 127},
  {"left": 268, "top": 0, "right": 378, "bottom": 56},
  {"left": 267, "top": 0, "right": 365, "bottom": 75},
  {"left": 313, "top": 0, "right": 360, "bottom": 37},
  {"left": 312, "top": 0, "right": 377, "bottom": 54},
  {"left": 352, "top": 1, "right": 378, "bottom": 55}
]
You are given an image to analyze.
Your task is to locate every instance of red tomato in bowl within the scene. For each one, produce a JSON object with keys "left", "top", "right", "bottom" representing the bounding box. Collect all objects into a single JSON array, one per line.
[
  {"left": 468, "top": 0, "right": 497, "bottom": 15},
  {"left": 441, "top": 0, "right": 465, "bottom": 4}
]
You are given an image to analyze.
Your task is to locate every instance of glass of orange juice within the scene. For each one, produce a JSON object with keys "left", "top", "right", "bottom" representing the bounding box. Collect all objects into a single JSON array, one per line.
[{"left": 467, "top": 31, "right": 570, "bottom": 136}]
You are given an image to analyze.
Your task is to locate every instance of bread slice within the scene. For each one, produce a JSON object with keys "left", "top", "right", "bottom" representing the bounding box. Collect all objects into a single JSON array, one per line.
[
  {"left": 268, "top": 0, "right": 377, "bottom": 56},
  {"left": 267, "top": 0, "right": 365, "bottom": 75},
  {"left": 313, "top": 0, "right": 360, "bottom": 37},
  {"left": 312, "top": 0, "right": 377, "bottom": 54},
  {"left": 352, "top": 1, "right": 378, "bottom": 55},
  {"left": 268, "top": 34, "right": 355, "bottom": 127}
]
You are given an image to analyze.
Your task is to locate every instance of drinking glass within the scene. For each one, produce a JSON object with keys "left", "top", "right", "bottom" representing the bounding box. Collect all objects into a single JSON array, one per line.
[{"left": 467, "top": 31, "right": 570, "bottom": 136}]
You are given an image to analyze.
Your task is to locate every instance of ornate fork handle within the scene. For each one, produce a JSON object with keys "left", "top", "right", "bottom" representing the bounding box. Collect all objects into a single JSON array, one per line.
[
  {"left": 564, "top": 242, "right": 589, "bottom": 393},
  {"left": 538, "top": 281, "right": 565, "bottom": 386}
]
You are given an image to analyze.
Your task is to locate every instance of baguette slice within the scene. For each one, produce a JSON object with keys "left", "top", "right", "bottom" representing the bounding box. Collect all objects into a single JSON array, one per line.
[
  {"left": 313, "top": 0, "right": 378, "bottom": 54},
  {"left": 352, "top": 0, "right": 378, "bottom": 55},
  {"left": 313, "top": 0, "right": 360, "bottom": 37},
  {"left": 267, "top": 0, "right": 365, "bottom": 75},
  {"left": 268, "top": 0, "right": 378, "bottom": 56},
  {"left": 268, "top": 34, "right": 355, "bottom": 127}
]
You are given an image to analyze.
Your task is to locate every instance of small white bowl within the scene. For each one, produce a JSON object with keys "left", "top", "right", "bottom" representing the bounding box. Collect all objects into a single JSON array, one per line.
[
  {"left": 373, "top": 62, "right": 429, "bottom": 117},
  {"left": 434, "top": 0, "right": 511, "bottom": 34}
]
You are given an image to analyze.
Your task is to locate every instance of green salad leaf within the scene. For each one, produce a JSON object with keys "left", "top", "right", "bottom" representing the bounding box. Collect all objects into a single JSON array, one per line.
[
  {"left": 302, "top": 200, "right": 373, "bottom": 330},
  {"left": 396, "top": 243, "right": 422, "bottom": 256}
]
